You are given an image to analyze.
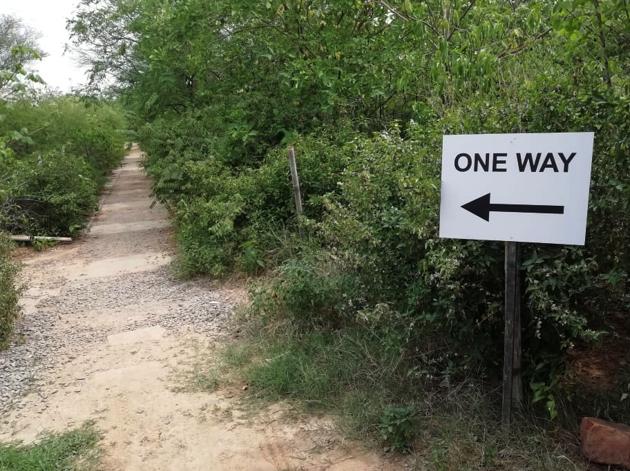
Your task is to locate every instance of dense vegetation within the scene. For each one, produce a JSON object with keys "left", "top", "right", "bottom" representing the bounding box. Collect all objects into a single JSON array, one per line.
[
  {"left": 71, "top": 0, "right": 629, "bottom": 451},
  {"left": 0, "top": 97, "right": 127, "bottom": 237},
  {"left": 0, "top": 14, "right": 127, "bottom": 346}
]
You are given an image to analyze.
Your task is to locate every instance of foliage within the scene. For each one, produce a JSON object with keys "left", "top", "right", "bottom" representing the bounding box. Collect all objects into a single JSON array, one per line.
[
  {"left": 0, "top": 233, "right": 19, "bottom": 348},
  {"left": 0, "top": 98, "right": 127, "bottom": 180},
  {"left": 0, "top": 423, "right": 101, "bottom": 471},
  {"left": 143, "top": 128, "right": 350, "bottom": 275},
  {"left": 379, "top": 405, "right": 416, "bottom": 452},
  {"left": 0, "top": 152, "right": 98, "bottom": 236},
  {"left": 0, "top": 97, "right": 127, "bottom": 236},
  {"left": 0, "top": 15, "right": 43, "bottom": 99}
]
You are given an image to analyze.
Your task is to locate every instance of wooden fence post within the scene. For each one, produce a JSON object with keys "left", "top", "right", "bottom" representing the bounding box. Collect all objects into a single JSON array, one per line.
[{"left": 287, "top": 146, "right": 303, "bottom": 219}]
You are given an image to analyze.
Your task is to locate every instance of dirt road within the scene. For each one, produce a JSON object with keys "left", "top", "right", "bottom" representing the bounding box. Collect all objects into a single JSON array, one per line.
[{"left": 0, "top": 147, "right": 398, "bottom": 470}]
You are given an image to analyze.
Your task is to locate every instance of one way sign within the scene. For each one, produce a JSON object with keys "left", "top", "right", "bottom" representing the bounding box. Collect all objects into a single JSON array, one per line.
[{"left": 439, "top": 132, "right": 594, "bottom": 245}]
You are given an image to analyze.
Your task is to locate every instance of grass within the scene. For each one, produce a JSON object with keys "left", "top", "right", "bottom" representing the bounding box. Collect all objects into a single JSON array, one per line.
[
  {"left": 404, "top": 402, "right": 584, "bottom": 470},
  {"left": 192, "top": 320, "right": 588, "bottom": 470},
  {"left": 188, "top": 363, "right": 220, "bottom": 392},
  {"left": 0, "top": 423, "right": 101, "bottom": 471}
]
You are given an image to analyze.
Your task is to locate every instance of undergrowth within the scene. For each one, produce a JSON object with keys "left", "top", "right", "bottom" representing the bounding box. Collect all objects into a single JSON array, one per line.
[{"left": 197, "top": 320, "right": 585, "bottom": 469}]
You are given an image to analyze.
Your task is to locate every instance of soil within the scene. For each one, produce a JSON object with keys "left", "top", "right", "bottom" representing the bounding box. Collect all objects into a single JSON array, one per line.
[{"left": 0, "top": 147, "right": 404, "bottom": 470}]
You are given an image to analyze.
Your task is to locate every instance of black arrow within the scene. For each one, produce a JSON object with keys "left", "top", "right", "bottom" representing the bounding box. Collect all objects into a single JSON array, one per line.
[{"left": 462, "top": 193, "right": 564, "bottom": 221}]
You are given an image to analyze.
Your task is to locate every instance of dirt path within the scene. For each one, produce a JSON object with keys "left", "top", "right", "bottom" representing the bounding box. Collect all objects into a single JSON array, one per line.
[{"left": 0, "top": 148, "right": 400, "bottom": 470}]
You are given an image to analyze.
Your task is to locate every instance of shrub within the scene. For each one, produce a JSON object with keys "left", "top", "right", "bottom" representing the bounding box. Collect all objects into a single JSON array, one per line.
[
  {"left": 1, "top": 152, "right": 98, "bottom": 236},
  {"left": 0, "top": 98, "right": 126, "bottom": 170},
  {"left": 0, "top": 233, "right": 19, "bottom": 347},
  {"left": 145, "top": 130, "right": 352, "bottom": 276},
  {"left": 0, "top": 98, "right": 127, "bottom": 236},
  {"left": 250, "top": 254, "right": 362, "bottom": 329}
]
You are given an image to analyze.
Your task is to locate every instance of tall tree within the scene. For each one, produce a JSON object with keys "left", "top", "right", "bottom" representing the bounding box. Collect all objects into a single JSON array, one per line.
[{"left": 0, "top": 15, "right": 43, "bottom": 100}]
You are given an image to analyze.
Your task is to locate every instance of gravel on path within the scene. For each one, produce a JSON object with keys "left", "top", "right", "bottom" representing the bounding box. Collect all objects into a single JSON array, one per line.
[{"left": 0, "top": 146, "right": 239, "bottom": 416}]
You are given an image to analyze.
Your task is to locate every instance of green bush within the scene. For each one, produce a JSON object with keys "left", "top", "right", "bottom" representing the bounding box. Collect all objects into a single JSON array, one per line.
[
  {"left": 0, "top": 98, "right": 127, "bottom": 236},
  {"left": 141, "top": 93, "right": 628, "bottom": 418},
  {"left": 250, "top": 254, "right": 362, "bottom": 329},
  {"left": 145, "top": 130, "right": 352, "bottom": 276},
  {"left": 1, "top": 152, "right": 98, "bottom": 236},
  {"left": 0, "top": 98, "right": 126, "bottom": 169},
  {"left": 0, "top": 234, "right": 19, "bottom": 347}
]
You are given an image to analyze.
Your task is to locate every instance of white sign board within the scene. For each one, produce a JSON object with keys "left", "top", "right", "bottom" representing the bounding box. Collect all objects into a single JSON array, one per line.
[{"left": 439, "top": 132, "right": 594, "bottom": 245}]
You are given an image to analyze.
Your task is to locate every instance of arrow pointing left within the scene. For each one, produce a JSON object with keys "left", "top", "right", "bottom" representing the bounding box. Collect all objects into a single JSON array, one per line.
[{"left": 462, "top": 193, "right": 565, "bottom": 221}]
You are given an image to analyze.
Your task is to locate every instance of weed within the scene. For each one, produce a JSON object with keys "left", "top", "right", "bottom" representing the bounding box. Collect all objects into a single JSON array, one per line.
[
  {"left": 31, "top": 239, "right": 57, "bottom": 252},
  {"left": 190, "top": 370, "right": 220, "bottom": 392},
  {"left": 379, "top": 405, "right": 416, "bottom": 452}
]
